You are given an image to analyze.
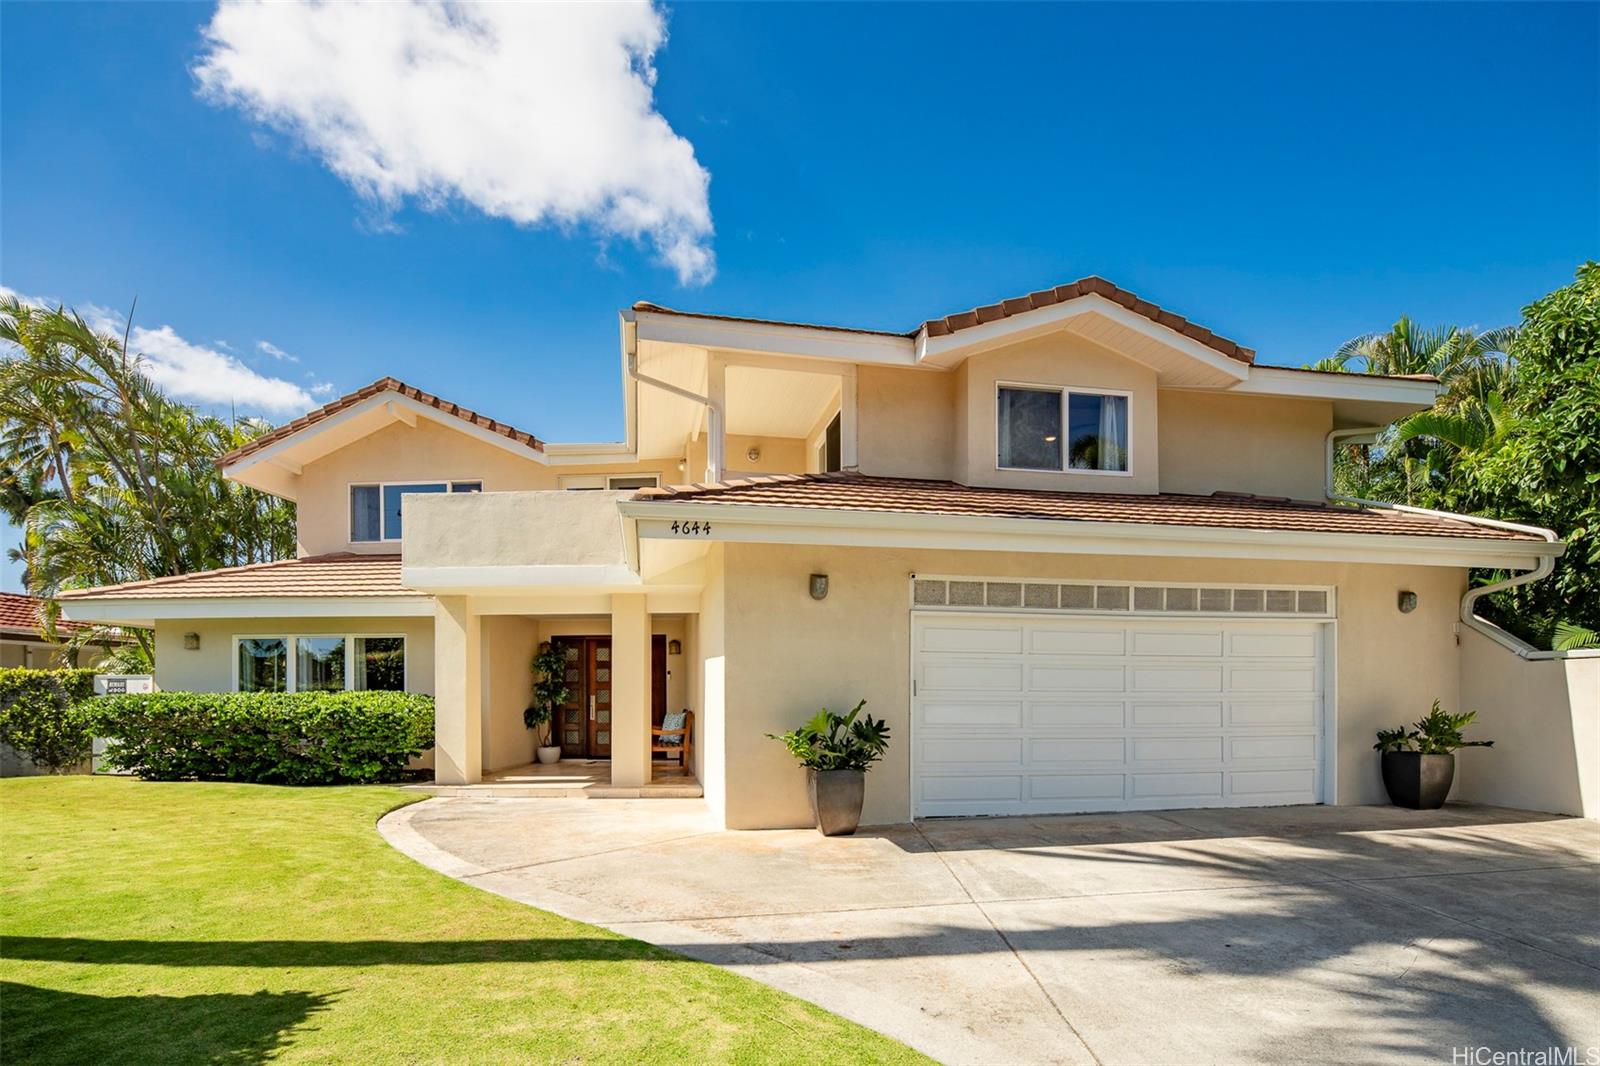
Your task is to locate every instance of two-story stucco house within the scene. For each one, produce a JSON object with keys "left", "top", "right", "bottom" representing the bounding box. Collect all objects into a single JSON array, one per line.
[{"left": 59, "top": 277, "right": 1563, "bottom": 828}]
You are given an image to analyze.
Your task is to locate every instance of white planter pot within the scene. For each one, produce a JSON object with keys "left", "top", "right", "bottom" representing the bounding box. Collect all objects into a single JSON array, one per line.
[{"left": 536, "top": 745, "right": 562, "bottom": 765}]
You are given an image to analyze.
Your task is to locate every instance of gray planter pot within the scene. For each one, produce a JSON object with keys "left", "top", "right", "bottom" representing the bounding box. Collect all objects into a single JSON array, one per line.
[
  {"left": 808, "top": 768, "right": 865, "bottom": 836},
  {"left": 1380, "top": 751, "right": 1455, "bottom": 809}
]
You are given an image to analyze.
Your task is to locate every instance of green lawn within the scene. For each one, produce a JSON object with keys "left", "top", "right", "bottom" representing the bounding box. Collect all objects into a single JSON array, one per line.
[{"left": 1, "top": 777, "right": 927, "bottom": 1065}]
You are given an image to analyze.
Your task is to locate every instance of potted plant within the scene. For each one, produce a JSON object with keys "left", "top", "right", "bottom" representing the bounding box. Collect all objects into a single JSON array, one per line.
[
  {"left": 769, "top": 699, "right": 889, "bottom": 836},
  {"left": 524, "top": 640, "right": 570, "bottom": 765},
  {"left": 1373, "top": 700, "right": 1493, "bottom": 809}
]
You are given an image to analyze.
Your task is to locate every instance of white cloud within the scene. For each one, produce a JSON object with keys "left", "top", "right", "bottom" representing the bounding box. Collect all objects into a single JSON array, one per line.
[
  {"left": 2, "top": 285, "right": 326, "bottom": 415},
  {"left": 256, "top": 339, "right": 297, "bottom": 362},
  {"left": 194, "top": 1, "right": 715, "bottom": 285}
]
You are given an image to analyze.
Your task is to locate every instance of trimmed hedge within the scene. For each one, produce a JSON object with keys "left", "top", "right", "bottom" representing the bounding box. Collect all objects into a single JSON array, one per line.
[
  {"left": 0, "top": 668, "right": 98, "bottom": 772},
  {"left": 82, "top": 691, "right": 435, "bottom": 785}
]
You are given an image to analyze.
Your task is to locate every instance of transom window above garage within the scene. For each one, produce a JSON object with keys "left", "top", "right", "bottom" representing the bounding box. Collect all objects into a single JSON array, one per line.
[{"left": 997, "top": 384, "right": 1130, "bottom": 474}]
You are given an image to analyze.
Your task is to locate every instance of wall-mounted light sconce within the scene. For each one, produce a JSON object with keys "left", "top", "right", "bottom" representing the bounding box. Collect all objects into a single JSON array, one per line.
[
  {"left": 667, "top": 638, "right": 682, "bottom": 655},
  {"left": 677, "top": 459, "right": 686, "bottom": 472},
  {"left": 183, "top": 632, "right": 200, "bottom": 650},
  {"left": 810, "top": 573, "right": 829, "bottom": 600},
  {"left": 1397, "top": 590, "right": 1418, "bottom": 614},
  {"left": 747, "top": 445, "right": 762, "bottom": 463}
]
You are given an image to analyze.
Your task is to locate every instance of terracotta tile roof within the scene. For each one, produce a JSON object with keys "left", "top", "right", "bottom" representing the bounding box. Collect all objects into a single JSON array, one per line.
[
  {"left": 57, "top": 554, "right": 416, "bottom": 601},
  {"left": 634, "top": 473, "right": 1539, "bottom": 542},
  {"left": 636, "top": 275, "right": 1255, "bottom": 364},
  {"left": 217, "top": 377, "right": 545, "bottom": 469},
  {"left": 0, "top": 592, "right": 96, "bottom": 635},
  {"left": 917, "top": 276, "right": 1255, "bottom": 364}
]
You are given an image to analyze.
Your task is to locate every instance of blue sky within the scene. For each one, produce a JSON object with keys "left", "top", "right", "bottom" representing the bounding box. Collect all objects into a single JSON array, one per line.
[{"left": 2, "top": 2, "right": 1596, "bottom": 589}]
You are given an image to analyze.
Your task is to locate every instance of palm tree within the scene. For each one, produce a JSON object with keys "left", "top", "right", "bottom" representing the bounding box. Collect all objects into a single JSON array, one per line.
[{"left": 1333, "top": 317, "right": 1516, "bottom": 405}]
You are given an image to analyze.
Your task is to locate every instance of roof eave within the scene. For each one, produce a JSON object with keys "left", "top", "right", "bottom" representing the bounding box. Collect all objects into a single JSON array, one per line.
[{"left": 618, "top": 498, "right": 1557, "bottom": 570}]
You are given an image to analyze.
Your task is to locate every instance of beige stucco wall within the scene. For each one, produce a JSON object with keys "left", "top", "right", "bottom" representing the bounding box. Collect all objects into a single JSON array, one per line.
[
  {"left": 404, "top": 490, "right": 630, "bottom": 569},
  {"left": 687, "top": 433, "right": 809, "bottom": 481},
  {"left": 293, "top": 418, "right": 679, "bottom": 556},
  {"left": 152, "top": 616, "right": 436, "bottom": 695},
  {"left": 857, "top": 366, "right": 958, "bottom": 480},
  {"left": 1454, "top": 628, "right": 1600, "bottom": 818},
  {"left": 711, "top": 542, "right": 1465, "bottom": 829},
  {"left": 696, "top": 543, "right": 727, "bottom": 822},
  {"left": 955, "top": 334, "right": 1160, "bottom": 493},
  {"left": 482, "top": 615, "right": 541, "bottom": 771},
  {"left": 1158, "top": 392, "right": 1333, "bottom": 499}
]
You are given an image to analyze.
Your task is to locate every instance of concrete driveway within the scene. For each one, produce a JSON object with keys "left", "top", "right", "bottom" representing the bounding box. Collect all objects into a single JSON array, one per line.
[{"left": 381, "top": 799, "right": 1600, "bottom": 1065}]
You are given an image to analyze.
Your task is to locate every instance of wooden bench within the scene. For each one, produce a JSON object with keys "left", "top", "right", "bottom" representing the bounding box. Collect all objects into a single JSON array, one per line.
[{"left": 651, "top": 710, "right": 693, "bottom": 775}]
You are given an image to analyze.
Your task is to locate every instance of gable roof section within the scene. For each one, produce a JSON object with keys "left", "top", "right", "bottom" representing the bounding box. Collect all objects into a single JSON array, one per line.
[
  {"left": 57, "top": 553, "right": 413, "bottom": 600},
  {"left": 217, "top": 377, "right": 545, "bottom": 470},
  {"left": 633, "top": 473, "right": 1540, "bottom": 543},
  {"left": 635, "top": 275, "right": 1254, "bottom": 365}
]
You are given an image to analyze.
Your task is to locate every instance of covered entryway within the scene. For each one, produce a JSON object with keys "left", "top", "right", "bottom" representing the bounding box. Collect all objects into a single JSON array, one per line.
[{"left": 912, "top": 613, "right": 1327, "bottom": 817}]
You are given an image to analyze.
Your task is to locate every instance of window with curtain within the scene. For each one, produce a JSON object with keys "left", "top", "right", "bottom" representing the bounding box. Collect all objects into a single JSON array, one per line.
[
  {"left": 238, "top": 638, "right": 288, "bottom": 692},
  {"left": 295, "top": 637, "right": 347, "bottom": 692},
  {"left": 996, "top": 387, "right": 1062, "bottom": 470},
  {"left": 1066, "top": 392, "right": 1129, "bottom": 472}
]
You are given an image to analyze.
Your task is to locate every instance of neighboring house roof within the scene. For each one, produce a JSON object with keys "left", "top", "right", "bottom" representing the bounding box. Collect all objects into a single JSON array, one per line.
[
  {"left": 636, "top": 275, "right": 1256, "bottom": 365},
  {"left": 56, "top": 554, "right": 412, "bottom": 600},
  {"left": 634, "top": 473, "right": 1540, "bottom": 542},
  {"left": 0, "top": 591, "right": 113, "bottom": 639},
  {"left": 216, "top": 377, "right": 546, "bottom": 470}
]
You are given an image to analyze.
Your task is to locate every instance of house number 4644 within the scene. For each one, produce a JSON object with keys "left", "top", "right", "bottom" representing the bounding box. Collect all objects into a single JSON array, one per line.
[{"left": 669, "top": 520, "right": 711, "bottom": 536}]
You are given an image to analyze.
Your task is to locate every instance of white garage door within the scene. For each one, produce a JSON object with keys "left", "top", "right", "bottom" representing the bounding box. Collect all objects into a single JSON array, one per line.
[{"left": 912, "top": 614, "right": 1326, "bottom": 817}]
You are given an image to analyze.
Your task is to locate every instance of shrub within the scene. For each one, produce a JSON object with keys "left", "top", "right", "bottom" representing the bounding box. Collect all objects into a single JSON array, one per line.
[
  {"left": 0, "top": 668, "right": 97, "bottom": 772},
  {"left": 81, "top": 691, "right": 435, "bottom": 785},
  {"left": 768, "top": 699, "right": 890, "bottom": 772}
]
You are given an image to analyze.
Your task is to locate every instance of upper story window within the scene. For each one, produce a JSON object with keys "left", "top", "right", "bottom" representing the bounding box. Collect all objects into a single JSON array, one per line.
[
  {"left": 997, "top": 384, "right": 1130, "bottom": 475},
  {"left": 350, "top": 481, "right": 482, "bottom": 542},
  {"left": 559, "top": 474, "right": 661, "bottom": 491}
]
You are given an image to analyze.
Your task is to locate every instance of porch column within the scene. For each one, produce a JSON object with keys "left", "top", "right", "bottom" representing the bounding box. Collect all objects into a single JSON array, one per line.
[
  {"left": 609, "top": 592, "right": 651, "bottom": 787},
  {"left": 433, "top": 596, "right": 482, "bottom": 785}
]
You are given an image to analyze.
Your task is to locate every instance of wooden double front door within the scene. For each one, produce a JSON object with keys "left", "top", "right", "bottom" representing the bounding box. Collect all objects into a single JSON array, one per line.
[{"left": 556, "top": 636, "right": 668, "bottom": 759}]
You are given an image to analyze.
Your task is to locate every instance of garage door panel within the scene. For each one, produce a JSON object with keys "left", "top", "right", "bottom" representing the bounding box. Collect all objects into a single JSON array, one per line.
[
  {"left": 923, "top": 662, "right": 1022, "bottom": 692},
  {"left": 1230, "top": 768, "right": 1317, "bottom": 798},
  {"left": 921, "top": 701, "right": 1023, "bottom": 728},
  {"left": 913, "top": 614, "right": 1325, "bottom": 817},
  {"left": 1028, "top": 775, "right": 1126, "bottom": 800},
  {"left": 920, "top": 775, "right": 1021, "bottom": 802},
  {"left": 1228, "top": 665, "right": 1318, "bottom": 693},
  {"left": 1229, "top": 700, "right": 1318, "bottom": 726},
  {"left": 1131, "top": 772, "right": 1224, "bottom": 799},
  {"left": 1030, "top": 702, "right": 1125, "bottom": 728},
  {"left": 1030, "top": 628, "right": 1125, "bottom": 655},
  {"left": 1132, "top": 736, "right": 1224, "bottom": 763},
  {"left": 921, "top": 625, "right": 1024, "bottom": 654},
  {"left": 1230, "top": 734, "right": 1316, "bottom": 761},
  {"left": 1130, "top": 630, "right": 1224, "bottom": 657},
  {"left": 1130, "top": 702, "right": 1223, "bottom": 727},
  {"left": 1229, "top": 631, "right": 1319, "bottom": 658},
  {"left": 1030, "top": 664, "right": 1124, "bottom": 691},
  {"left": 1029, "top": 737, "right": 1125, "bottom": 764},
  {"left": 922, "top": 738, "right": 1021, "bottom": 765},
  {"left": 1132, "top": 665, "right": 1224, "bottom": 691}
]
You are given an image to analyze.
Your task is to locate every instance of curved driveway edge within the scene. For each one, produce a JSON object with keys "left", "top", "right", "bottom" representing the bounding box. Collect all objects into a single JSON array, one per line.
[{"left": 380, "top": 796, "right": 1600, "bottom": 1066}]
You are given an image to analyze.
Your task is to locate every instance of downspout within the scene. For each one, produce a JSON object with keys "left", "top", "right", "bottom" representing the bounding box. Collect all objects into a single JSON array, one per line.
[
  {"left": 621, "top": 315, "right": 725, "bottom": 482},
  {"left": 1324, "top": 425, "right": 1565, "bottom": 660}
]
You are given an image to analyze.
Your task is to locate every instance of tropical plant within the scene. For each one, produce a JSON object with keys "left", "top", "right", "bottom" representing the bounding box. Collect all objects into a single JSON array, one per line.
[
  {"left": 1373, "top": 700, "right": 1494, "bottom": 755},
  {"left": 81, "top": 690, "right": 435, "bottom": 784},
  {"left": 0, "top": 667, "right": 97, "bottom": 771},
  {"left": 1318, "top": 263, "right": 1600, "bottom": 648},
  {"left": 1552, "top": 621, "right": 1599, "bottom": 652},
  {"left": 768, "top": 699, "right": 890, "bottom": 772},
  {"left": 523, "top": 640, "right": 571, "bottom": 748},
  {"left": 0, "top": 296, "right": 298, "bottom": 665}
]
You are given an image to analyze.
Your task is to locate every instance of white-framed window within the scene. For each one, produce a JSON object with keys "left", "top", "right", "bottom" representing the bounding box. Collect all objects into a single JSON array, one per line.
[
  {"left": 234, "top": 634, "right": 407, "bottom": 693},
  {"left": 997, "top": 383, "right": 1130, "bottom": 475},
  {"left": 349, "top": 481, "right": 482, "bottom": 542},
  {"left": 559, "top": 473, "right": 661, "bottom": 491}
]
